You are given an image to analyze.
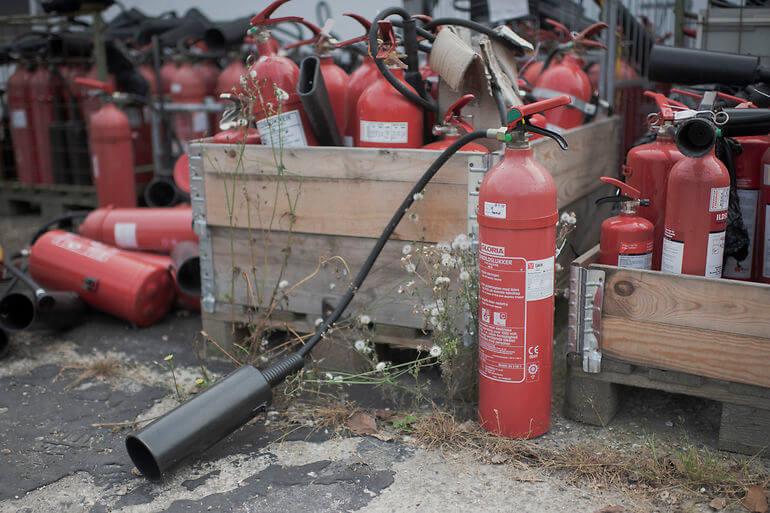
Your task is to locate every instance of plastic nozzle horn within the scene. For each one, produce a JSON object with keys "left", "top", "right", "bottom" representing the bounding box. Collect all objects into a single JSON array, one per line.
[
  {"left": 671, "top": 87, "right": 755, "bottom": 108},
  {"left": 74, "top": 77, "right": 114, "bottom": 94},
  {"left": 600, "top": 177, "right": 642, "bottom": 200},
  {"left": 508, "top": 95, "right": 571, "bottom": 125},
  {"left": 441, "top": 94, "right": 475, "bottom": 133},
  {"left": 250, "top": 0, "right": 302, "bottom": 28},
  {"left": 335, "top": 13, "right": 371, "bottom": 47}
]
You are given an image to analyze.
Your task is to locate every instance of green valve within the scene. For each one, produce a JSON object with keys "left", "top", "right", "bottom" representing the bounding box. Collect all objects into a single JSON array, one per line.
[
  {"left": 716, "top": 128, "right": 722, "bottom": 137},
  {"left": 507, "top": 109, "right": 522, "bottom": 123}
]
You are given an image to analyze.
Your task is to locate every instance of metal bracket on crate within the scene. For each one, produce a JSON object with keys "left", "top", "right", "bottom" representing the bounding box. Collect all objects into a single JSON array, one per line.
[
  {"left": 567, "top": 263, "right": 605, "bottom": 373},
  {"left": 466, "top": 152, "right": 497, "bottom": 240},
  {"left": 188, "top": 144, "right": 216, "bottom": 314}
]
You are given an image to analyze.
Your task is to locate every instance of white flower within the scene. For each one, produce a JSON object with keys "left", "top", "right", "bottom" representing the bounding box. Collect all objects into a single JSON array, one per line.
[
  {"left": 239, "top": 75, "right": 248, "bottom": 87},
  {"left": 429, "top": 345, "right": 442, "bottom": 357},
  {"left": 402, "top": 244, "right": 412, "bottom": 255},
  {"left": 452, "top": 234, "right": 471, "bottom": 250},
  {"left": 560, "top": 211, "right": 577, "bottom": 225},
  {"left": 397, "top": 287, "right": 404, "bottom": 294},
  {"left": 437, "top": 242, "right": 450, "bottom": 252},
  {"left": 406, "top": 280, "right": 415, "bottom": 287},
  {"left": 359, "top": 314, "right": 371, "bottom": 325},
  {"left": 430, "top": 307, "right": 439, "bottom": 317},
  {"left": 274, "top": 86, "right": 289, "bottom": 101},
  {"left": 249, "top": 69, "right": 257, "bottom": 79},
  {"left": 329, "top": 282, "right": 336, "bottom": 290},
  {"left": 375, "top": 361, "right": 389, "bottom": 372},
  {"left": 333, "top": 375, "right": 343, "bottom": 382},
  {"left": 405, "top": 263, "right": 416, "bottom": 273},
  {"left": 260, "top": 338, "right": 269, "bottom": 348},
  {"left": 441, "top": 253, "right": 455, "bottom": 267},
  {"left": 413, "top": 192, "right": 424, "bottom": 201},
  {"left": 325, "top": 372, "right": 334, "bottom": 380},
  {"left": 354, "top": 339, "right": 367, "bottom": 352},
  {"left": 459, "top": 270, "right": 470, "bottom": 281},
  {"left": 555, "top": 263, "right": 564, "bottom": 273},
  {"left": 278, "top": 280, "right": 289, "bottom": 289},
  {"left": 435, "top": 276, "right": 451, "bottom": 286},
  {"left": 315, "top": 318, "right": 323, "bottom": 327}
]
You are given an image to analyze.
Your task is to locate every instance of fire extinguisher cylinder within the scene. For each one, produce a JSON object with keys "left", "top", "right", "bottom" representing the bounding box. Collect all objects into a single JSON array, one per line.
[{"left": 171, "top": 241, "right": 200, "bottom": 297}]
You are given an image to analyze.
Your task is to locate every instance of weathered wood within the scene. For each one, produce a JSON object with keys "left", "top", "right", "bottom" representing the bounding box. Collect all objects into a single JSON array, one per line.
[
  {"left": 563, "top": 354, "right": 620, "bottom": 426},
  {"left": 718, "top": 403, "right": 770, "bottom": 456}
]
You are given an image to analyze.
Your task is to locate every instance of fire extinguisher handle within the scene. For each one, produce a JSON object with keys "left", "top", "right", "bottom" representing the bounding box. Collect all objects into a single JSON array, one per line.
[
  {"left": 284, "top": 19, "right": 323, "bottom": 49},
  {"left": 335, "top": 13, "right": 371, "bottom": 47},
  {"left": 250, "top": 0, "right": 302, "bottom": 27},
  {"left": 643, "top": 90, "right": 682, "bottom": 120},
  {"left": 600, "top": 176, "right": 643, "bottom": 199},
  {"left": 442, "top": 94, "right": 475, "bottom": 132},
  {"left": 509, "top": 95, "right": 571, "bottom": 122},
  {"left": 671, "top": 87, "right": 755, "bottom": 108},
  {"left": 74, "top": 77, "right": 114, "bottom": 94},
  {"left": 524, "top": 123, "right": 568, "bottom": 150}
]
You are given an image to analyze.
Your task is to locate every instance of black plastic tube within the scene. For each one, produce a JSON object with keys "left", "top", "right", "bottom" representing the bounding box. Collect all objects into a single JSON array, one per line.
[
  {"left": 30, "top": 211, "right": 89, "bottom": 246},
  {"left": 0, "top": 289, "right": 85, "bottom": 332},
  {"left": 204, "top": 17, "right": 252, "bottom": 49},
  {"left": 720, "top": 108, "right": 770, "bottom": 137},
  {"left": 298, "top": 55, "right": 342, "bottom": 146},
  {"left": 649, "top": 45, "right": 770, "bottom": 86},
  {"left": 2, "top": 260, "right": 45, "bottom": 299},
  {"left": 423, "top": 17, "right": 523, "bottom": 51},
  {"left": 675, "top": 118, "right": 717, "bottom": 158},
  {"left": 171, "top": 241, "right": 200, "bottom": 297}
]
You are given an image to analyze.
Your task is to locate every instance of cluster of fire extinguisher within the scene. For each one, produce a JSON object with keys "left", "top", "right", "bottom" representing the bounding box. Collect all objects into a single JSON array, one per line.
[
  {"left": 598, "top": 88, "right": 770, "bottom": 284},
  {"left": 0, "top": 206, "right": 199, "bottom": 334}
]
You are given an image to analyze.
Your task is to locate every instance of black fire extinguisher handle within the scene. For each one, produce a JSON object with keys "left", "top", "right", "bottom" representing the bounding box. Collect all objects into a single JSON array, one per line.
[{"left": 525, "top": 123, "right": 568, "bottom": 150}]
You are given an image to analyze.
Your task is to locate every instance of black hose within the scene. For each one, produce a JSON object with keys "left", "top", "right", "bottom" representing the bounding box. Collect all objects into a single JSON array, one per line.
[
  {"left": 2, "top": 260, "right": 44, "bottom": 297},
  {"left": 30, "top": 211, "right": 90, "bottom": 246},
  {"left": 423, "top": 17, "right": 522, "bottom": 51},
  {"left": 295, "top": 129, "right": 489, "bottom": 358}
]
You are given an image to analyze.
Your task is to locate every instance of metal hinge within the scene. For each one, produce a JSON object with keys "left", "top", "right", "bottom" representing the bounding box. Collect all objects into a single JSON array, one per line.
[
  {"left": 567, "top": 264, "right": 605, "bottom": 373},
  {"left": 188, "top": 145, "right": 216, "bottom": 314}
]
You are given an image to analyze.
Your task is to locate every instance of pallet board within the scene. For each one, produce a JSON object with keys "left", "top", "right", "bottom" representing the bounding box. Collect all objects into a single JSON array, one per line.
[{"left": 0, "top": 181, "right": 97, "bottom": 218}]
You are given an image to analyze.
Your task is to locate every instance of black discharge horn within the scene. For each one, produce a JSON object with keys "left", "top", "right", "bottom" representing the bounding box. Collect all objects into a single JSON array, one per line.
[{"left": 675, "top": 117, "right": 718, "bottom": 158}]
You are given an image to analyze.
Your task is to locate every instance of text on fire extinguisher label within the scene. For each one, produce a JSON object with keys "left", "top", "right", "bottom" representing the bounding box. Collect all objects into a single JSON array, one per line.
[
  {"left": 359, "top": 121, "right": 408, "bottom": 144},
  {"left": 256, "top": 110, "right": 308, "bottom": 148},
  {"left": 709, "top": 186, "right": 730, "bottom": 212},
  {"left": 51, "top": 232, "right": 118, "bottom": 263},
  {"left": 477, "top": 243, "right": 552, "bottom": 384},
  {"left": 483, "top": 201, "right": 507, "bottom": 219}
]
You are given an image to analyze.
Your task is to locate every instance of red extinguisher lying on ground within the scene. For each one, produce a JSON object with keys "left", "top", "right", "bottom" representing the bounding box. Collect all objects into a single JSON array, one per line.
[
  {"left": 477, "top": 95, "right": 571, "bottom": 439},
  {"left": 597, "top": 177, "right": 654, "bottom": 269}
]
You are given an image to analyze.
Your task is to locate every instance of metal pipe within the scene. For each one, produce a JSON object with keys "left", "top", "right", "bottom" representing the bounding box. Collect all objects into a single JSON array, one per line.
[{"left": 170, "top": 241, "right": 200, "bottom": 297}]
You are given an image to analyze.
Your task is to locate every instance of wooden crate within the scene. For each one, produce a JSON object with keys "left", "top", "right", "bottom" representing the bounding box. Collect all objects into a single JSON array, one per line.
[
  {"left": 566, "top": 246, "right": 770, "bottom": 455},
  {"left": 190, "top": 117, "right": 620, "bottom": 360}
]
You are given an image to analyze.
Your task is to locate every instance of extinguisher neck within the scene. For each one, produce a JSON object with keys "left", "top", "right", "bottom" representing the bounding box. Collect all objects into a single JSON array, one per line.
[
  {"left": 506, "top": 129, "right": 530, "bottom": 149},
  {"left": 620, "top": 201, "right": 639, "bottom": 215}
]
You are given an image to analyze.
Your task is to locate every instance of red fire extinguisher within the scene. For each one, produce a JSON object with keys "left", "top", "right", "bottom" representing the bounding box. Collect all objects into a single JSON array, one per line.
[
  {"left": 248, "top": 0, "right": 318, "bottom": 147},
  {"left": 520, "top": 18, "right": 570, "bottom": 87},
  {"left": 75, "top": 77, "right": 138, "bottom": 208},
  {"left": 78, "top": 206, "right": 196, "bottom": 254},
  {"left": 422, "top": 94, "right": 488, "bottom": 152},
  {"left": 160, "top": 61, "right": 178, "bottom": 95},
  {"left": 756, "top": 148, "right": 770, "bottom": 284},
  {"left": 29, "top": 231, "right": 176, "bottom": 327},
  {"left": 355, "top": 21, "right": 424, "bottom": 149},
  {"left": 661, "top": 117, "right": 730, "bottom": 278},
  {"left": 335, "top": 13, "right": 379, "bottom": 147},
  {"left": 7, "top": 63, "right": 39, "bottom": 183},
  {"left": 623, "top": 91, "right": 686, "bottom": 270},
  {"left": 170, "top": 60, "right": 210, "bottom": 149},
  {"left": 216, "top": 58, "right": 247, "bottom": 96},
  {"left": 477, "top": 95, "right": 571, "bottom": 439},
  {"left": 532, "top": 23, "right": 606, "bottom": 130},
  {"left": 29, "top": 63, "right": 59, "bottom": 184},
  {"left": 126, "top": 245, "right": 201, "bottom": 312},
  {"left": 597, "top": 177, "right": 654, "bottom": 268}
]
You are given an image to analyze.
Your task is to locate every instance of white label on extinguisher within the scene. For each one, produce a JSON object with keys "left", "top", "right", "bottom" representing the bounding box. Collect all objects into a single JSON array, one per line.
[
  {"left": 618, "top": 252, "right": 653, "bottom": 270},
  {"left": 764, "top": 164, "right": 770, "bottom": 186},
  {"left": 92, "top": 155, "right": 99, "bottom": 179},
  {"left": 483, "top": 202, "right": 507, "bottom": 219},
  {"left": 764, "top": 207, "right": 770, "bottom": 278},
  {"left": 114, "top": 223, "right": 138, "bottom": 249},
  {"left": 51, "top": 232, "right": 118, "bottom": 263},
  {"left": 192, "top": 111, "right": 209, "bottom": 134},
  {"left": 706, "top": 231, "right": 726, "bottom": 278},
  {"left": 724, "top": 189, "right": 758, "bottom": 279},
  {"left": 11, "top": 109, "right": 27, "bottom": 128},
  {"left": 709, "top": 186, "right": 730, "bottom": 212},
  {"left": 170, "top": 82, "right": 182, "bottom": 94},
  {"left": 526, "top": 256, "right": 554, "bottom": 301},
  {"left": 256, "top": 110, "right": 308, "bottom": 148},
  {"left": 359, "top": 120, "right": 408, "bottom": 144},
  {"left": 343, "top": 135, "right": 354, "bottom": 147},
  {"left": 661, "top": 237, "right": 684, "bottom": 274}
]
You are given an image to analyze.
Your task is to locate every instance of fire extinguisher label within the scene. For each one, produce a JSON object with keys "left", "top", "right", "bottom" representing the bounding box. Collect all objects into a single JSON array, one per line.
[
  {"left": 705, "top": 231, "right": 726, "bottom": 278},
  {"left": 526, "top": 256, "right": 554, "bottom": 301},
  {"left": 51, "top": 233, "right": 118, "bottom": 263},
  {"left": 724, "top": 189, "right": 758, "bottom": 279},
  {"left": 114, "top": 223, "right": 138, "bottom": 249},
  {"left": 11, "top": 110, "right": 27, "bottom": 128},
  {"left": 92, "top": 155, "right": 99, "bottom": 178},
  {"left": 170, "top": 83, "right": 182, "bottom": 94},
  {"left": 192, "top": 112, "right": 210, "bottom": 133},
  {"left": 617, "top": 252, "right": 652, "bottom": 270},
  {"left": 359, "top": 120, "right": 409, "bottom": 144},
  {"left": 661, "top": 237, "right": 684, "bottom": 274},
  {"left": 483, "top": 201, "right": 507, "bottom": 219},
  {"left": 709, "top": 186, "right": 730, "bottom": 212},
  {"left": 764, "top": 164, "right": 770, "bottom": 186},
  {"left": 256, "top": 110, "right": 308, "bottom": 148}
]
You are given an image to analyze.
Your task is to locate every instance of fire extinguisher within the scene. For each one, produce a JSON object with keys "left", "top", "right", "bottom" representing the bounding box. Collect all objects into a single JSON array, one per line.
[
  {"left": 126, "top": 243, "right": 201, "bottom": 312},
  {"left": 75, "top": 77, "right": 138, "bottom": 208},
  {"left": 28, "top": 230, "right": 176, "bottom": 327},
  {"left": 532, "top": 22, "right": 606, "bottom": 130},
  {"left": 170, "top": 60, "right": 210, "bottom": 150},
  {"left": 78, "top": 206, "right": 196, "bottom": 254},
  {"left": 520, "top": 18, "right": 571, "bottom": 88},
  {"left": 422, "top": 94, "right": 488, "bottom": 152},
  {"left": 661, "top": 116, "right": 730, "bottom": 277},
  {"left": 477, "top": 94, "right": 571, "bottom": 439},
  {"left": 596, "top": 177, "right": 654, "bottom": 269},
  {"left": 355, "top": 21, "right": 424, "bottom": 149},
  {"left": 756, "top": 147, "right": 770, "bottom": 284},
  {"left": 334, "top": 13, "right": 379, "bottom": 147},
  {"left": 248, "top": 0, "right": 318, "bottom": 147},
  {"left": 216, "top": 57, "right": 247, "bottom": 97},
  {"left": 7, "top": 63, "right": 39, "bottom": 183},
  {"left": 160, "top": 60, "right": 178, "bottom": 96},
  {"left": 623, "top": 91, "right": 686, "bottom": 270},
  {"left": 29, "top": 63, "right": 60, "bottom": 184}
]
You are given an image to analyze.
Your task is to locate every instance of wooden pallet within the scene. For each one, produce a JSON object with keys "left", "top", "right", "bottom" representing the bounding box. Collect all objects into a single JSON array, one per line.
[
  {"left": 563, "top": 353, "right": 770, "bottom": 456},
  {"left": 0, "top": 181, "right": 97, "bottom": 218}
]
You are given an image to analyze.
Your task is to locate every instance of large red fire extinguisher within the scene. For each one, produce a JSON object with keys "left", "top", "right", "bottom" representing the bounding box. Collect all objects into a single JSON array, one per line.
[
  {"left": 29, "top": 231, "right": 176, "bottom": 327},
  {"left": 623, "top": 91, "right": 686, "bottom": 270},
  {"left": 422, "top": 94, "right": 488, "bottom": 152},
  {"left": 216, "top": 58, "right": 247, "bottom": 97},
  {"left": 661, "top": 117, "right": 730, "bottom": 277},
  {"left": 75, "top": 77, "right": 138, "bottom": 208},
  {"left": 355, "top": 21, "right": 424, "bottom": 149},
  {"left": 477, "top": 95, "right": 571, "bottom": 438},
  {"left": 7, "top": 63, "right": 39, "bottom": 183},
  {"left": 532, "top": 23, "right": 606, "bottom": 131},
  {"left": 248, "top": 0, "right": 318, "bottom": 147},
  {"left": 78, "top": 206, "right": 196, "bottom": 253},
  {"left": 170, "top": 60, "right": 210, "bottom": 149},
  {"left": 597, "top": 177, "right": 654, "bottom": 268}
]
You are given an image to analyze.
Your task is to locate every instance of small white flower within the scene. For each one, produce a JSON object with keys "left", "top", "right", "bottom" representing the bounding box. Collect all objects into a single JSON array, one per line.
[
  {"left": 329, "top": 282, "right": 336, "bottom": 290},
  {"left": 555, "top": 263, "right": 564, "bottom": 273},
  {"left": 405, "top": 263, "right": 416, "bottom": 273},
  {"left": 249, "top": 69, "right": 257, "bottom": 79},
  {"left": 325, "top": 372, "right": 334, "bottom": 380},
  {"left": 452, "top": 233, "right": 471, "bottom": 250},
  {"left": 435, "top": 276, "right": 451, "bottom": 286},
  {"left": 315, "top": 318, "right": 324, "bottom": 327},
  {"left": 459, "top": 270, "right": 470, "bottom": 281},
  {"left": 441, "top": 253, "right": 455, "bottom": 267},
  {"left": 278, "top": 280, "right": 289, "bottom": 289},
  {"left": 375, "top": 361, "right": 389, "bottom": 372},
  {"left": 354, "top": 339, "right": 367, "bottom": 352},
  {"left": 397, "top": 287, "right": 404, "bottom": 294},
  {"left": 239, "top": 75, "right": 248, "bottom": 87},
  {"left": 560, "top": 212, "right": 571, "bottom": 224},
  {"left": 359, "top": 314, "right": 371, "bottom": 325},
  {"left": 429, "top": 345, "right": 442, "bottom": 357},
  {"left": 430, "top": 307, "right": 439, "bottom": 317},
  {"left": 261, "top": 338, "right": 269, "bottom": 348},
  {"left": 406, "top": 280, "right": 415, "bottom": 287},
  {"left": 413, "top": 191, "right": 424, "bottom": 201},
  {"left": 333, "top": 375, "right": 343, "bottom": 382},
  {"left": 274, "top": 86, "right": 289, "bottom": 101},
  {"left": 402, "top": 244, "right": 412, "bottom": 255}
]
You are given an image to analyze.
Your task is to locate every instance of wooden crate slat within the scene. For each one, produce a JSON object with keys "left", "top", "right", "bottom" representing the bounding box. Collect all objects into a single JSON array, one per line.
[
  {"left": 601, "top": 266, "right": 770, "bottom": 340},
  {"left": 602, "top": 316, "right": 770, "bottom": 389}
]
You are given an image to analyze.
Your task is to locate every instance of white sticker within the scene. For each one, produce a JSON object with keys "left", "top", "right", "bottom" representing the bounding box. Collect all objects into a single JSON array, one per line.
[
  {"left": 359, "top": 120, "right": 408, "bottom": 144},
  {"left": 764, "top": 164, "right": 770, "bottom": 187},
  {"left": 488, "top": 0, "right": 529, "bottom": 22},
  {"left": 764, "top": 206, "right": 770, "bottom": 278},
  {"left": 170, "top": 83, "right": 182, "bottom": 94},
  {"left": 92, "top": 154, "right": 99, "bottom": 179},
  {"left": 343, "top": 135, "right": 354, "bottom": 147},
  {"left": 114, "top": 222, "right": 138, "bottom": 249},
  {"left": 526, "top": 256, "right": 554, "bottom": 301},
  {"left": 724, "top": 189, "right": 758, "bottom": 279},
  {"left": 617, "top": 252, "right": 652, "bottom": 270},
  {"left": 192, "top": 111, "right": 209, "bottom": 133},
  {"left": 51, "top": 232, "right": 117, "bottom": 262},
  {"left": 705, "top": 231, "right": 725, "bottom": 278},
  {"left": 661, "top": 237, "right": 684, "bottom": 274},
  {"left": 257, "top": 110, "right": 308, "bottom": 148},
  {"left": 11, "top": 110, "right": 27, "bottom": 128},
  {"left": 709, "top": 186, "right": 730, "bottom": 212},
  {"left": 484, "top": 201, "right": 507, "bottom": 219}
]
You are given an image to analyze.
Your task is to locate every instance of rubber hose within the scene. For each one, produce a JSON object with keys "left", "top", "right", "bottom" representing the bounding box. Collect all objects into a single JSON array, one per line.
[
  {"left": 30, "top": 211, "right": 90, "bottom": 246},
  {"left": 423, "top": 17, "right": 523, "bottom": 51},
  {"left": 295, "top": 129, "right": 489, "bottom": 359}
]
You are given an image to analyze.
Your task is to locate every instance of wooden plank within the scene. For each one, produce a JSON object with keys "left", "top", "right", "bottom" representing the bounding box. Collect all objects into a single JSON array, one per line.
[
  {"left": 718, "top": 403, "right": 770, "bottom": 456},
  {"left": 601, "top": 316, "right": 770, "bottom": 389},
  {"left": 600, "top": 266, "right": 770, "bottom": 340}
]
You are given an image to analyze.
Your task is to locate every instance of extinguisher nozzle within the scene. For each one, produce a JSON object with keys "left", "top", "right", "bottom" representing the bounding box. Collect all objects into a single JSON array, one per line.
[
  {"left": 0, "top": 290, "right": 87, "bottom": 332},
  {"left": 675, "top": 118, "right": 717, "bottom": 158},
  {"left": 0, "top": 293, "right": 35, "bottom": 331},
  {"left": 171, "top": 241, "right": 201, "bottom": 297}
]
